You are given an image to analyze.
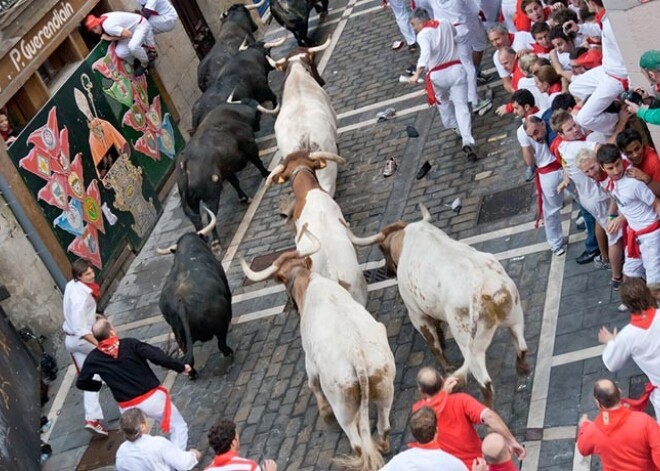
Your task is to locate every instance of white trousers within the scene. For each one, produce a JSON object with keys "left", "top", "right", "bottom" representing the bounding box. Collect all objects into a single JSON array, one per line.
[
  {"left": 66, "top": 336, "right": 103, "bottom": 421},
  {"left": 456, "top": 23, "right": 486, "bottom": 105},
  {"left": 146, "top": 11, "right": 178, "bottom": 44},
  {"left": 501, "top": 0, "right": 517, "bottom": 32},
  {"left": 119, "top": 388, "right": 189, "bottom": 450},
  {"left": 430, "top": 64, "right": 474, "bottom": 147},
  {"left": 115, "top": 20, "right": 153, "bottom": 65},
  {"left": 479, "top": 0, "right": 502, "bottom": 29},
  {"left": 581, "top": 195, "right": 623, "bottom": 245},
  {"left": 389, "top": 0, "right": 416, "bottom": 45},
  {"left": 636, "top": 229, "right": 660, "bottom": 285},
  {"left": 538, "top": 169, "right": 564, "bottom": 251},
  {"left": 569, "top": 67, "right": 625, "bottom": 135}
]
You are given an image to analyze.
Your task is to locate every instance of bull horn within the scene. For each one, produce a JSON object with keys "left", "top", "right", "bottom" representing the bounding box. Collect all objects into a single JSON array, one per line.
[
  {"left": 156, "top": 244, "right": 177, "bottom": 255},
  {"left": 198, "top": 207, "right": 217, "bottom": 237},
  {"left": 419, "top": 203, "right": 432, "bottom": 222},
  {"left": 263, "top": 34, "right": 287, "bottom": 49},
  {"left": 266, "top": 56, "right": 287, "bottom": 69},
  {"left": 240, "top": 257, "right": 280, "bottom": 282},
  {"left": 238, "top": 35, "right": 250, "bottom": 51},
  {"left": 226, "top": 88, "right": 241, "bottom": 104},
  {"left": 347, "top": 227, "right": 385, "bottom": 246},
  {"left": 308, "top": 38, "right": 332, "bottom": 53},
  {"left": 308, "top": 151, "right": 346, "bottom": 165},
  {"left": 297, "top": 224, "right": 322, "bottom": 257},
  {"left": 265, "top": 163, "right": 285, "bottom": 187},
  {"left": 245, "top": 0, "right": 265, "bottom": 10},
  {"left": 257, "top": 102, "right": 280, "bottom": 115}
]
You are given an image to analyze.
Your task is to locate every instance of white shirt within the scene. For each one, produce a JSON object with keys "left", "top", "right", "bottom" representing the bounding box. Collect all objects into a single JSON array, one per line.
[
  {"left": 557, "top": 51, "right": 571, "bottom": 71},
  {"left": 115, "top": 435, "right": 198, "bottom": 471},
  {"left": 138, "top": 0, "right": 177, "bottom": 16},
  {"left": 517, "top": 111, "right": 555, "bottom": 168},
  {"left": 433, "top": 0, "right": 480, "bottom": 26},
  {"left": 382, "top": 447, "right": 468, "bottom": 471},
  {"left": 494, "top": 32, "right": 534, "bottom": 78},
  {"left": 557, "top": 140, "right": 600, "bottom": 204},
  {"left": 605, "top": 175, "right": 659, "bottom": 231},
  {"left": 603, "top": 311, "right": 660, "bottom": 388},
  {"left": 578, "top": 16, "right": 627, "bottom": 78},
  {"left": 101, "top": 11, "right": 143, "bottom": 36},
  {"left": 416, "top": 21, "right": 459, "bottom": 70},
  {"left": 517, "top": 77, "right": 549, "bottom": 111},
  {"left": 62, "top": 280, "right": 96, "bottom": 338}
]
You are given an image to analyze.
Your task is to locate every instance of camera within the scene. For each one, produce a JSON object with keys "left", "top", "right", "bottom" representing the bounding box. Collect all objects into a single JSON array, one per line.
[{"left": 620, "top": 90, "right": 644, "bottom": 105}]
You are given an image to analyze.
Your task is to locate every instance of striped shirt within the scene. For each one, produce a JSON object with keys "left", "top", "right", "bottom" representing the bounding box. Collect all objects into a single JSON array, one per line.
[{"left": 205, "top": 451, "right": 261, "bottom": 471}]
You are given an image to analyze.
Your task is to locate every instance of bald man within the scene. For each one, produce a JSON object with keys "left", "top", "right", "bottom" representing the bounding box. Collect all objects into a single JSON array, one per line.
[
  {"left": 577, "top": 379, "right": 660, "bottom": 470},
  {"left": 471, "top": 433, "right": 517, "bottom": 470}
]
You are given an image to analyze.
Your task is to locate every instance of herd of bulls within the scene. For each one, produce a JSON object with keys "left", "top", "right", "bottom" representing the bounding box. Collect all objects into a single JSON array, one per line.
[{"left": 155, "top": 4, "right": 532, "bottom": 469}]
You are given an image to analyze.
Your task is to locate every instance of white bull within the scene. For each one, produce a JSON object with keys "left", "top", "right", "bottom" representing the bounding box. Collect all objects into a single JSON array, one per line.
[
  {"left": 348, "top": 204, "right": 530, "bottom": 405},
  {"left": 266, "top": 150, "right": 368, "bottom": 305},
  {"left": 240, "top": 231, "right": 395, "bottom": 471},
  {"left": 268, "top": 39, "right": 340, "bottom": 196}
]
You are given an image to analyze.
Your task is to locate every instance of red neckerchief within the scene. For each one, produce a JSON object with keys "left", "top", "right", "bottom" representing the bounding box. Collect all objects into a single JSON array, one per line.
[
  {"left": 82, "top": 281, "right": 101, "bottom": 301},
  {"left": 550, "top": 136, "right": 564, "bottom": 164},
  {"left": 547, "top": 82, "right": 562, "bottom": 94},
  {"left": 574, "top": 48, "right": 603, "bottom": 70},
  {"left": 630, "top": 307, "right": 657, "bottom": 329},
  {"left": 412, "top": 391, "right": 448, "bottom": 414},
  {"left": 596, "top": 171, "right": 607, "bottom": 183},
  {"left": 622, "top": 382, "right": 657, "bottom": 411},
  {"left": 605, "top": 160, "right": 630, "bottom": 192},
  {"left": 97, "top": 336, "right": 120, "bottom": 359},
  {"left": 422, "top": 20, "right": 439, "bottom": 29},
  {"left": 594, "top": 407, "right": 630, "bottom": 434},
  {"left": 524, "top": 107, "right": 540, "bottom": 118},
  {"left": 206, "top": 451, "right": 238, "bottom": 469},
  {"left": 531, "top": 42, "right": 553, "bottom": 54},
  {"left": 489, "top": 460, "right": 518, "bottom": 471},
  {"left": 409, "top": 441, "right": 442, "bottom": 450},
  {"left": 508, "top": 33, "right": 515, "bottom": 45},
  {"left": 595, "top": 9, "right": 606, "bottom": 28}
]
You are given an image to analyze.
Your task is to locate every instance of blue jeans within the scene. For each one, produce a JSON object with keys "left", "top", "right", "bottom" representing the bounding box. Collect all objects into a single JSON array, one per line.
[{"left": 581, "top": 206, "right": 599, "bottom": 254}]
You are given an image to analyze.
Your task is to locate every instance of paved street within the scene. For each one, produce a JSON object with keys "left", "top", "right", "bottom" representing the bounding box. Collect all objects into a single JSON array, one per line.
[{"left": 41, "top": 2, "right": 643, "bottom": 470}]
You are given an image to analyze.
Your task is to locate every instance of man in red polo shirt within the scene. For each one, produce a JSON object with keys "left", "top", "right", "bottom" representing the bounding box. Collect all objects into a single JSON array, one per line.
[
  {"left": 577, "top": 378, "right": 660, "bottom": 470},
  {"left": 205, "top": 419, "right": 277, "bottom": 471},
  {"left": 616, "top": 128, "right": 660, "bottom": 197},
  {"left": 472, "top": 433, "right": 518, "bottom": 471},
  {"left": 411, "top": 367, "right": 525, "bottom": 469}
]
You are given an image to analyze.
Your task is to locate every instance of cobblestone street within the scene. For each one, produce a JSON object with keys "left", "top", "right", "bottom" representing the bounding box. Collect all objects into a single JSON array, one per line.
[{"left": 41, "top": 2, "right": 642, "bottom": 470}]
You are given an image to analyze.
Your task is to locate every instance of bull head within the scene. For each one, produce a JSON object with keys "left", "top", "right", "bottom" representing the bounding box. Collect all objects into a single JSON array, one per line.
[
  {"left": 239, "top": 33, "right": 287, "bottom": 52},
  {"left": 156, "top": 207, "right": 217, "bottom": 254},
  {"left": 266, "top": 38, "right": 331, "bottom": 86},
  {"left": 226, "top": 90, "right": 280, "bottom": 115},
  {"left": 266, "top": 151, "right": 346, "bottom": 187}
]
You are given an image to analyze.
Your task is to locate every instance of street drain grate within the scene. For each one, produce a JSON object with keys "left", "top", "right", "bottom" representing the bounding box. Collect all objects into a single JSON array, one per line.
[
  {"left": 478, "top": 183, "right": 534, "bottom": 224},
  {"left": 242, "top": 247, "right": 295, "bottom": 286},
  {"left": 363, "top": 266, "right": 393, "bottom": 284},
  {"left": 76, "top": 429, "right": 123, "bottom": 470}
]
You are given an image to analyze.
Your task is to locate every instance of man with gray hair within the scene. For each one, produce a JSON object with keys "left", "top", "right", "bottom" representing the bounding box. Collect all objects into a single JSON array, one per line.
[
  {"left": 405, "top": 8, "right": 478, "bottom": 163},
  {"left": 115, "top": 408, "right": 199, "bottom": 471}
]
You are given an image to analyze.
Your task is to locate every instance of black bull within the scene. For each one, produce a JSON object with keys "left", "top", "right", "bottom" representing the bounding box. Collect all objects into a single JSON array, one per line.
[
  {"left": 270, "top": 0, "right": 329, "bottom": 46},
  {"left": 158, "top": 230, "right": 233, "bottom": 379}
]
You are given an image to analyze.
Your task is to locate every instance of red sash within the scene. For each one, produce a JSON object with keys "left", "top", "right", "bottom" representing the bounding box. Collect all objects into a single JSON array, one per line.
[
  {"left": 626, "top": 220, "right": 660, "bottom": 259},
  {"left": 426, "top": 60, "right": 462, "bottom": 105},
  {"left": 118, "top": 386, "right": 173, "bottom": 433},
  {"left": 534, "top": 161, "right": 563, "bottom": 228},
  {"left": 547, "top": 82, "right": 562, "bottom": 95},
  {"left": 606, "top": 73, "right": 630, "bottom": 91}
]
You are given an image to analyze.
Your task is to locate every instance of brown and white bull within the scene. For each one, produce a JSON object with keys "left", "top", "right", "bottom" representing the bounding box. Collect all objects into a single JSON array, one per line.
[
  {"left": 348, "top": 204, "right": 530, "bottom": 405},
  {"left": 240, "top": 230, "right": 395, "bottom": 471},
  {"left": 268, "top": 39, "right": 340, "bottom": 196},
  {"left": 266, "top": 150, "right": 368, "bottom": 305}
]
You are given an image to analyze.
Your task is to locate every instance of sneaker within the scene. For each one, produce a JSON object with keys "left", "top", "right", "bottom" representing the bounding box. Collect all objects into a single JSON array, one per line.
[
  {"left": 391, "top": 40, "right": 404, "bottom": 50},
  {"left": 611, "top": 277, "right": 623, "bottom": 290},
  {"left": 473, "top": 98, "right": 492, "bottom": 114},
  {"left": 462, "top": 145, "right": 478, "bottom": 162},
  {"left": 416, "top": 161, "right": 432, "bottom": 179},
  {"left": 405, "top": 64, "right": 416, "bottom": 76},
  {"left": 576, "top": 215, "right": 586, "bottom": 231},
  {"left": 524, "top": 165, "right": 535, "bottom": 182},
  {"left": 576, "top": 249, "right": 599, "bottom": 264},
  {"left": 85, "top": 420, "right": 109, "bottom": 436},
  {"left": 593, "top": 256, "right": 611, "bottom": 270},
  {"left": 553, "top": 246, "right": 566, "bottom": 256},
  {"left": 383, "top": 158, "right": 397, "bottom": 177}
]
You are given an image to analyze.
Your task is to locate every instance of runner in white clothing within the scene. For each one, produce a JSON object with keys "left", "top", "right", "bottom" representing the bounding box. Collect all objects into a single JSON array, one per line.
[
  {"left": 488, "top": 24, "right": 534, "bottom": 93},
  {"left": 382, "top": 407, "right": 468, "bottom": 470},
  {"left": 138, "top": 0, "right": 178, "bottom": 46},
  {"left": 84, "top": 12, "right": 154, "bottom": 75},
  {"left": 406, "top": 9, "right": 477, "bottom": 161},
  {"left": 115, "top": 409, "right": 199, "bottom": 471},
  {"left": 387, "top": 0, "right": 417, "bottom": 50},
  {"left": 599, "top": 279, "right": 660, "bottom": 420}
]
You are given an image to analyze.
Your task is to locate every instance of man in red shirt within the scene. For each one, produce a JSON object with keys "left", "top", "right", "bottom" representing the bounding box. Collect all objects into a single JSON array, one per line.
[
  {"left": 577, "top": 378, "right": 660, "bottom": 470},
  {"left": 472, "top": 433, "right": 518, "bottom": 471},
  {"left": 205, "top": 419, "right": 277, "bottom": 471},
  {"left": 616, "top": 128, "right": 660, "bottom": 197},
  {"left": 411, "top": 367, "right": 525, "bottom": 469}
]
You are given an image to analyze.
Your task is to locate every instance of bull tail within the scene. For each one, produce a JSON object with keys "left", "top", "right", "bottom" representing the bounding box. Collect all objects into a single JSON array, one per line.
[
  {"left": 176, "top": 298, "right": 196, "bottom": 370},
  {"left": 334, "top": 352, "right": 383, "bottom": 471},
  {"left": 507, "top": 288, "right": 530, "bottom": 376}
]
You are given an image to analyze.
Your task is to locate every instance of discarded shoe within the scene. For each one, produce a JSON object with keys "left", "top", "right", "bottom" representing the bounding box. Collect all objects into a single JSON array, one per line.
[
  {"left": 391, "top": 40, "right": 404, "bottom": 50},
  {"left": 406, "top": 125, "right": 419, "bottom": 138},
  {"left": 384, "top": 158, "right": 398, "bottom": 177},
  {"left": 462, "top": 145, "right": 478, "bottom": 162},
  {"left": 416, "top": 161, "right": 431, "bottom": 179},
  {"left": 405, "top": 65, "right": 416, "bottom": 76},
  {"left": 377, "top": 107, "right": 396, "bottom": 122}
]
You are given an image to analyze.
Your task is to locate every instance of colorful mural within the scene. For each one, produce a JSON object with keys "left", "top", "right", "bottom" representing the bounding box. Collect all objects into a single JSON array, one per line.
[{"left": 7, "top": 41, "right": 185, "bottom": 279}]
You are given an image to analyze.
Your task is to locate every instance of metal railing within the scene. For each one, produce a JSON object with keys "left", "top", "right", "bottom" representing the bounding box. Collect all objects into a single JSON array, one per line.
[{"left": 0, "top": 0, "right": 21, "bottom": 13}]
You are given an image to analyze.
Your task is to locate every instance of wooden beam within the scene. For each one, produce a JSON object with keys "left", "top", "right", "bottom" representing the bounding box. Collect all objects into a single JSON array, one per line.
[{"left": 13, "top": 73, "right": 49, "bottom": 118}]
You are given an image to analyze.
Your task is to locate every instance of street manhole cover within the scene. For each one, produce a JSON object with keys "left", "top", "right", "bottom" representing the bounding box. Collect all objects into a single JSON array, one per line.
[
  {"left": 242, "top": 247, "right": 295, "bottom": 286},
  {"left": 363, "top": 266, "right": 393, "bottom": 284},
  {"left": 478, "top": 184, "right": 534, "bottom": 224},
  {"left": 76, "top": 429, "right": 123, "bottom": 470}
]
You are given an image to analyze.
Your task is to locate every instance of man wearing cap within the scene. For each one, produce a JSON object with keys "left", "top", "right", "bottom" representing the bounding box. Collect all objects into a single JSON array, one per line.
[
  {"left": 84, "top": 11, "right": 155, "bottom": 76},
  {"left": 626, "top": 50, "right": 660, "bottom": 126}
]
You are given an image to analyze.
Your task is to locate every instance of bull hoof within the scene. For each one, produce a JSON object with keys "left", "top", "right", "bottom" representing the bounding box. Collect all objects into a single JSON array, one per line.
[
  {"left": 188, "top": 369, "right": 199, "bottom": 381},
  {"left": 320, "top": 408, "right": 336, "bottom": 424},
  {"left": 221, "top": 347, "right": 234, "bottom": 358},
  {"left": 377, "top": 433, "right": 391, "bottom": 454},
  {"left": 516, "top": 355, "right": 531, "bottom": 376}
]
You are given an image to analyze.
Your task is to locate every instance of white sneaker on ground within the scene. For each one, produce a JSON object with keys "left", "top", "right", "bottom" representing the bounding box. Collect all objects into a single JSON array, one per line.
[{"left": 552, "top": 247, "right": 566, "bottom": 256}]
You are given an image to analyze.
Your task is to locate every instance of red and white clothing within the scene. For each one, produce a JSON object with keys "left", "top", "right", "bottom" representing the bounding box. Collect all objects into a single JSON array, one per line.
[
  {"left": 390, "top": 0, "right": 416, "bottom": 46},
  {"left": 412, "top": 392, "right": 488, "bottom": 468},
  {"left": 517, "top": 77, "right": 548, "bottom": 111},
  {"left": 138, "top": 0, "right": 178, "bottom": 42},
  {"left": 517, "top": 114, "right": 564, "bottom": 251},
  {"left": 100, "top": 11, "right": 154, "bottom": 65},
  {"left": 493, "top": 32, "right": 534, "bottom": 78},
  {"left": 382, "top": 442, "right": 468, "bottom": 470},
  {"left": 205, "top": 451, "right": 262, "bottom": 471},
  {"left": 486, "top": 460, "right": 517, "bottom": 470},
  {"left": 115, "top": 434, "right": 198, "bottom": 471},
  {"left": 500, "top": 0, "right": 517, "bottom": 32},
  {"left": 577, "top": 407, "right": 660, "bottom": 470},
  {"left": 418, "top": 21, "right": 474, "bottom": 147},
  {"left": 603, "top": 175, "right": 660, "bottom": 284},
  {"left": 63, "top": 279, "right": 103, "bottom": 422},
  {"left": 572, "top": 13, "right": 629, "bottom": 134},
  {"left": 602, "top": 308, "right": 660, "bottom": 420},
  {"left": 635, "top": 146, "right": 660, "bottom": 184}
]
